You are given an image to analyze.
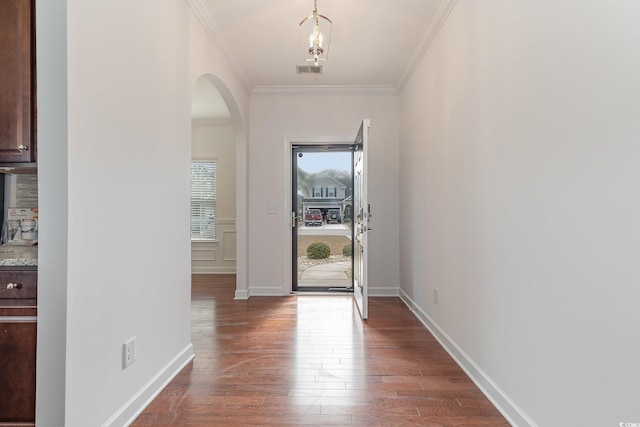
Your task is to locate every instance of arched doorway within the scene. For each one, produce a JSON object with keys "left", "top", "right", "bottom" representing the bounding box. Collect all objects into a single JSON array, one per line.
[{"left": 190, "top": 75, "right": 247, "bottom": 296}]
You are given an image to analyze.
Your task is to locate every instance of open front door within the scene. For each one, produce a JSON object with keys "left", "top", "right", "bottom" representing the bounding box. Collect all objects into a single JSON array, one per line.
[{"left": 353, "top": 120, "right": 370, "bottom": 319}]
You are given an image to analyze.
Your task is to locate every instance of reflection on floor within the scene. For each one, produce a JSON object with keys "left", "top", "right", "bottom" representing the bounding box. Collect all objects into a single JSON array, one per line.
[{"left": 132, "top": 275, "right": 509, "bottom": 426}]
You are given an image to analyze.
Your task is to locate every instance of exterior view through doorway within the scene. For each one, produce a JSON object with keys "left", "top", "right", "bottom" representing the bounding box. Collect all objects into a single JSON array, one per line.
[
  {"left": 289, "top": 120, "right": 369, "bottom": 319},
  {"left": 292, "top": 146, "right": 354, "bottom": 292}
]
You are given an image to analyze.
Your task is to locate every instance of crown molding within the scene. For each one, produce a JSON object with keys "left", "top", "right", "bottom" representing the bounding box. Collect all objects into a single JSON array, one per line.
[
  {"left": 397, "top": 0, "right": 458, "bottom": 92},
  {"left": 186, "top": 0, "right": 253, "bottom": 95},
  {"left": 187, "top": 0, "right": 455, "bottom": 96},
  {"left": 251, "top": 85, "right": 398, "bottom": 97}
]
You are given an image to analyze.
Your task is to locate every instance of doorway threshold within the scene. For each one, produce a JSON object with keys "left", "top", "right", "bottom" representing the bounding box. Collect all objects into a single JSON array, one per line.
[{"left": 294, "top": 287, "right": 353, "bottom": 294}]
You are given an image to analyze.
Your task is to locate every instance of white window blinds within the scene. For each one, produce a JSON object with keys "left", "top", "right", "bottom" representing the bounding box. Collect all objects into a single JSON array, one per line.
[{"left": 190, "top": 161, "right": 216, "bottom": 240}]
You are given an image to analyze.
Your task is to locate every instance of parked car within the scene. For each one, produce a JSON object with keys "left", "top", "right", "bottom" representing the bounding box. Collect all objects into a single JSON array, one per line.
[
  {"left": 304, "top": 209, "right": 323, "bottom": 226},
  {"left": 326, "top": 208, "right": 342, "bottom": 224}
]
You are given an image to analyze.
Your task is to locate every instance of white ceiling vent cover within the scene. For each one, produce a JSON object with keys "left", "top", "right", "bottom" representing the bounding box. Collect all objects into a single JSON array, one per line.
[{"left": 296, "top": 65, "right": 323, "bottom": 74}]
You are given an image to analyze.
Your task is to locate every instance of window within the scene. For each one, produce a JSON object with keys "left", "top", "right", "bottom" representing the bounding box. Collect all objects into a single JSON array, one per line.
[
  {"left": 326, "top": 187, "right": 336, "bottom": 198},
  {"left": 312, "top": 187, "right": 322, "bottom": 198},
  {"left": 191, "top": 160, "right": 216, "bottom": 240}
]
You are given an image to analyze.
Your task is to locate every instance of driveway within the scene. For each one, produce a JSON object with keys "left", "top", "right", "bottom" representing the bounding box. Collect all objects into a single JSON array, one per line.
[{"left": 298, "top": 223, "right": 351, "bottom": 236}]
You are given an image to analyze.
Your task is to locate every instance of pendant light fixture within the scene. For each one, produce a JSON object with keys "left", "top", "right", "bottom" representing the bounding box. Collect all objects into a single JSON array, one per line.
[{"left": 299, "top": 0, "right": 332, "bottom": 67}]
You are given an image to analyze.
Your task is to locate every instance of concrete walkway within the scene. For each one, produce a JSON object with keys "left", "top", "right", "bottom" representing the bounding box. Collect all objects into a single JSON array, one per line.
[{"left": 299, "top": 261, "right": 352, "bottom": 288}]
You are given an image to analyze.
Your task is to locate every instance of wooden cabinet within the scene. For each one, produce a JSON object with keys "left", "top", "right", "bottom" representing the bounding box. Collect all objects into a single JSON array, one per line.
[
  {"left": 0, "top": 0, "right": 36, "bottom": 164},
  {"left": 0, "top": 269, "right": 37, "bottom": 300},
  {"left": 0, "top": 320, "right": 36, "bottom": 424},
  {"left": 0, "top": 268, "right": 37, "bottom": 425},
  {"left": 0, "top": 1, "right": 38, "bottom": 423}
]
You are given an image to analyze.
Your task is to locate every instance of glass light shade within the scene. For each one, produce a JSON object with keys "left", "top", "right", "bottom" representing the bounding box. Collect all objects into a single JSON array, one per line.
[{"left": 300, "top": 8, "right": 332, "bottom": 65}]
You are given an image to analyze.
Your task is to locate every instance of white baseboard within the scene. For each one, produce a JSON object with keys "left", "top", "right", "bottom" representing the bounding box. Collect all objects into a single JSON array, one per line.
[
  {"left": 398, "top": 290, "right": 536, "bottom": 427},
  {"left": 191, "top": 268, "right": 237, "bottom": 274},
  {"left": 234, "top": 288, "right": 250, "bottom": 299},
  {"left": 369, "top": 286, "right": 399, "bottom": 297},
  {"left": 247, "top": 286, "right": 286, "bottom": 296},
  {"left": 103, "top": 344, "right": 195, "bottom": 427}
]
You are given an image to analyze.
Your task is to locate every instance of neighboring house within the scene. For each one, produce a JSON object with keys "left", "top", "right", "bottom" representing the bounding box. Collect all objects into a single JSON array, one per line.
[{"left": 301, "top": 175, "right": 351, "bottom": 218}]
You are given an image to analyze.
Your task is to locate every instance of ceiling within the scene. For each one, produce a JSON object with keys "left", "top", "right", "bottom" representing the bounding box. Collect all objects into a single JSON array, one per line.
[
  {"left": 200, "top": 0, "right": 441, "bottom": 88},
  {"left": 191, "top": 0, "right": 447, "bottom": 119}
]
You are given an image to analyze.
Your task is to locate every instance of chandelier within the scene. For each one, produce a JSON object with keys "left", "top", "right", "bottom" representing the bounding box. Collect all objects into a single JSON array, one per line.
[{"left": 299, "top": 0, "right": 332, "bottom": 67}]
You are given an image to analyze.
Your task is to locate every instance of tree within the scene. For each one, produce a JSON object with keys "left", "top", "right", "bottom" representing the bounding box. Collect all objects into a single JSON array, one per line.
[
  {"left": 319, "top": 169, "right": 351, "bottom": 188},
  {"left": 297, "top": 167, "right": 313, "bottom": 198}
]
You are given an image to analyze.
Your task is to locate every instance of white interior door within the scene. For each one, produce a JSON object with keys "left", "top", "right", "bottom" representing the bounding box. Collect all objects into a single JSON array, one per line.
[{"left": 353, "top": 120, "right": 370, "bottom": 319}]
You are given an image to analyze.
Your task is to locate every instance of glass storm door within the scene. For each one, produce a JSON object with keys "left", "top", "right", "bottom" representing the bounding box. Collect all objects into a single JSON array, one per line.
[{"left": 292, "top": 146, "right": 354, "bottom": 292}]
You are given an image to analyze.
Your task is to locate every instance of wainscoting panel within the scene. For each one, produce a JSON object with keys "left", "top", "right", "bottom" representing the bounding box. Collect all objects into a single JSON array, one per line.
[
  {"left": 222, "top": 230, "right": 237, "bottom": 261},
  {"left": 192, "top": 247, "right": 216, "bottom": 262},
  {"left": 191, "top": 218, "right": 236, "bottom": 274}
]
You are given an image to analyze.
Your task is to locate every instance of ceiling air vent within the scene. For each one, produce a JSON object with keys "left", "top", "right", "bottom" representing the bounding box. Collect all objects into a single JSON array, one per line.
[{"left": 296, "top": 65, "right": 323, "bottom": 74}]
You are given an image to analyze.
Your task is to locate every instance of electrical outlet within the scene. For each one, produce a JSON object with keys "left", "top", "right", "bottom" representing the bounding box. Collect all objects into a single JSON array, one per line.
[
  {"left": 433, "top": 287, "right": 439, "bottom": 305},
  {"left": 123, "top": 337, "right": 136, "bottom": 369}
]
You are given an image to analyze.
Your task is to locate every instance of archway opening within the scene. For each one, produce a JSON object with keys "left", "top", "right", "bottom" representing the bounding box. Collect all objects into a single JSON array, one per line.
[{"left": 190, "top": 76, "right": 237, "bottom": 278}]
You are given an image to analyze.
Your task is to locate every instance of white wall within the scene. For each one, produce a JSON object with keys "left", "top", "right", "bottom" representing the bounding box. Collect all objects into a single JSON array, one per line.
[
  {"left": 399, "top": 1, "right": 640, "bottom": 426},
  {"left": 249, "top": 90, "right": 399, "bottom": 295},
  {"left": 192, "top": 120, "right": 237, "bottom": 273},
  {"left": 36, "top": 0, "right": 68, "bottom": 424},
  {"left": 66, "top": 1, "right": 193, "bottom": 425},
  {"left": 36, "top": 1, "right": 249, "bottom": 425},
  {"left": 192, "top": 121, "right": 236, "bottom": 219}
]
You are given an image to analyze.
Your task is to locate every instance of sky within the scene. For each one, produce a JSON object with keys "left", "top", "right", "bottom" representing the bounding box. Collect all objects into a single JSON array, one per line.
[{"left": 297, "top": 152, "right": 352, "bottom": 173}]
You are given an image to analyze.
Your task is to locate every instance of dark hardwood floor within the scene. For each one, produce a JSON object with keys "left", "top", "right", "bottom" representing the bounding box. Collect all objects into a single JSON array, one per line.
[{"left": 132, "top": 275, "right": 509, "bottom": 426}]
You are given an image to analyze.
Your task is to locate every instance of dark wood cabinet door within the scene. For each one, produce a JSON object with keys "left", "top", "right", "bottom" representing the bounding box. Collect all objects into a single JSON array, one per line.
[
  {"left": 0, "top": 320, "right": 36, "bottom": 423},
  {"left": 0, "top": 0, "right": 36, "bottom": 163}
]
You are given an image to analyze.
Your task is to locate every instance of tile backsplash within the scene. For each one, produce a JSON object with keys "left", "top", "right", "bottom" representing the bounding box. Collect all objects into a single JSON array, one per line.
[
  {"left": 4, "top": 174, "right": 38, "bottom": 210},
  {"left": 15, "top": 174, "right": 38, "bottom": 208}
]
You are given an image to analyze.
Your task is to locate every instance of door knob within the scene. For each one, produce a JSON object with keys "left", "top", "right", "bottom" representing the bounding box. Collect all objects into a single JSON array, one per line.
[{"left": 6, "top": 283, "right": 23, "bottom": 290}]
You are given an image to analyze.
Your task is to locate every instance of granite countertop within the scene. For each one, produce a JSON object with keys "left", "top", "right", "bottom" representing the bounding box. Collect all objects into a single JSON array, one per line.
[{"left": 0, "top": 244, "right": 38, "bottom": 267}]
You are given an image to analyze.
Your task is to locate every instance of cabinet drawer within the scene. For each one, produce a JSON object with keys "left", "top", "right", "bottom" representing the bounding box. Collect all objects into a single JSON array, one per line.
[{"left": 0, "top": 270, "right": 37, "bottom": 300}]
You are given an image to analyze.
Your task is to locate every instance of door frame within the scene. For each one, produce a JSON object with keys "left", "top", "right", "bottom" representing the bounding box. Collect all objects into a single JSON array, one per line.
[
  {"left": 282, "top": 135, "right": 354, "bottom": 295},
  {"left": 291, "top": 144, "right": 355, "bottom": 292}
]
